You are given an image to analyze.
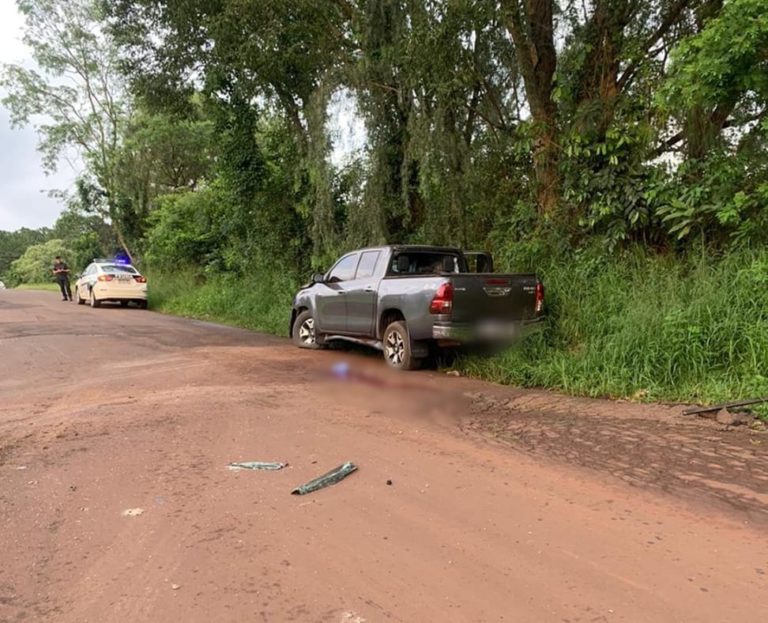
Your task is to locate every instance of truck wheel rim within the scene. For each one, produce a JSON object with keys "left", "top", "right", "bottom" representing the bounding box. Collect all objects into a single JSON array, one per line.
[
  {"left": 299, "top": 318, "right": 316, "bottom": 344},
  {"left": 385, "top": 330, "right": 404, "bottom": 365}
]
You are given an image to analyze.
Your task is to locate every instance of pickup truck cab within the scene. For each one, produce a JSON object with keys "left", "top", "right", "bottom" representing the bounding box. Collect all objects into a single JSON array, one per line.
[{"left": 290, "top": 245, "right": 544, "bottom": 370}]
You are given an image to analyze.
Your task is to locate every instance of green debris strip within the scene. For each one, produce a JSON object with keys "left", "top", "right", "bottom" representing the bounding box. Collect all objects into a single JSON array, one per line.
[{"left": 291, "top": 461, "right": 358, "bottom": 495}]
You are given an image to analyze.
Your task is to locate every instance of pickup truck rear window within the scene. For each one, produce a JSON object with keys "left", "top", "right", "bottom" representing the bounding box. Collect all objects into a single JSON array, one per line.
[{"left": 388, "top": 252, "right": 463, "bottom": 276}]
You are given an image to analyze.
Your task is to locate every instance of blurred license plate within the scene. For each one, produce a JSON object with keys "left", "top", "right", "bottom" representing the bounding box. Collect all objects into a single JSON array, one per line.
[
  {"left": 478, "top": 321, "right": 517, "bottom": 339},
  {"left": 116, "top": 275, "right": 131, "bottom": 282}
]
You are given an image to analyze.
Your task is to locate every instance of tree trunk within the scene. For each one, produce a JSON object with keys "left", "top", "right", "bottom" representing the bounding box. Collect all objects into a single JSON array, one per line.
[
  {"left": 503, "top": 0, "right": 560, "bottom": 215},
  {"left": 533, "top": 125, "right": 559, "bottom": 216},
  {"left": 574, "top": 0, "right": 633, "bottom": 138},
  {"left": 113, "top": 221, "right": 133, "bottom": 265},
  {"left": 684, "top": 0, "right": 728, "bottom": 160}
]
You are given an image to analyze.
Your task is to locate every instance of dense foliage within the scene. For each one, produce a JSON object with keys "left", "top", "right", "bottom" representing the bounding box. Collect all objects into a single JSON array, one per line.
[
  {"left": 2, "top": 0, "right": 767, "bottom": 403},
  {"left": 9, "top": 238, "right": 74, "bottom": 284},
  {"left": 0, "top": 199, "right": 115, "bottom": 285},
  {"left": 0, "top": 227, "right": 49, "bottom": 278}
]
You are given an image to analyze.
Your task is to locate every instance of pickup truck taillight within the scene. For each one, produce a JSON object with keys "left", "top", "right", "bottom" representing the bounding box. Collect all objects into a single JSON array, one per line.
[
  {"left": 535, "top": 281, "right": 544, "bottom": 313},
  {"left": 430, "top": 282, "right": 454, "bottom": 314}
]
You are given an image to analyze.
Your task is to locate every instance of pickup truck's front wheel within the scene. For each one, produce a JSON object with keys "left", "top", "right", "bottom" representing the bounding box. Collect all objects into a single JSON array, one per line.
[
  {"left": 383, "top": 321, "right": 421, "bottom": 371},
  {"left": 292, "top": 310, "right": 326, "bottom": 349}
]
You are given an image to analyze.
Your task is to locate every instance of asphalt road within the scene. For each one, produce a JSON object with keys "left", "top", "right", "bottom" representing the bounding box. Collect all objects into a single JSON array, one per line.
[{"left": 1, "top": 290, "right": 766, "bottom": 622}]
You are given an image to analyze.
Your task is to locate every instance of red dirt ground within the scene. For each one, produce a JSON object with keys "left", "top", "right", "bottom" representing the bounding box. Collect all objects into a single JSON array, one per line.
[{"left": 1, "top": 290, "right": 766, "bottom": 622}]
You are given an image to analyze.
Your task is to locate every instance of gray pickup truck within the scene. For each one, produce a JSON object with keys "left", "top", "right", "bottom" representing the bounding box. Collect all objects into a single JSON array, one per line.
[{"left": 290, "top": 245, "right": 544, "bottom": 370}]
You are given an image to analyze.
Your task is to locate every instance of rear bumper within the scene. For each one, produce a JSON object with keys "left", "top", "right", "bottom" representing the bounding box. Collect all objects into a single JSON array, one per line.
[
  {"left": 432, "top": 317, "right": 544, "bottom": 342},
  {"left": 93, "top": 285, "right": 148, "bottom": 301}
]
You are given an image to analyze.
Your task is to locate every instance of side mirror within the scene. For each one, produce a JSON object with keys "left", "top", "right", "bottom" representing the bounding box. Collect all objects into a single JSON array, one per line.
[
  {"left": 74, "top": 273, "right": 81, "bottom": 279},
  {"left": 311, "top": 272, "right": 325, "bottom": 284}
]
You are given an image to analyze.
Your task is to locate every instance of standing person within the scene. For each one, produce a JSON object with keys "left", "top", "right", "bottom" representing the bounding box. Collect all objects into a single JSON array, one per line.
[{"left": 52, "top": 256, "right": 73, "bottom": 302}]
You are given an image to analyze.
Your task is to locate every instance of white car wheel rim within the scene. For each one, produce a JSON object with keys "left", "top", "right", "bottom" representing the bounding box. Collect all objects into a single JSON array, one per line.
[
  {"left": 385, "top": 330, "right": 405, "bottom": 365},
  {"left": 299, "top": 318, "right": 315, "bottom": 344}
]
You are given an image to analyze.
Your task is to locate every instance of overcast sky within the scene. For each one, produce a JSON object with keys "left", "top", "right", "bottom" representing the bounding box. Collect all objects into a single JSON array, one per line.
[{"left": 0, "top": 1, "right": 76, "bottom": 232}]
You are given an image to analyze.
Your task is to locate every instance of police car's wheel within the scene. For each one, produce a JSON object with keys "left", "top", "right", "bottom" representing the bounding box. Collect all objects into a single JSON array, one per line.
[
  {"left": 75, "top": 288, "right": 85, "bottom": 305},
  {"left": 89, "top": 289, "right": 101, "bottom": 308}
]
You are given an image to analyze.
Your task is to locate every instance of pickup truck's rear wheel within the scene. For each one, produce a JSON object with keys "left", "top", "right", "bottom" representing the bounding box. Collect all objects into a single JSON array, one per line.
[
  {"left": 292, "top": 310, "right": 326, "bottom": 349},
  {"left": 383, "top": 321, "right": 421, "bottom": 371}
]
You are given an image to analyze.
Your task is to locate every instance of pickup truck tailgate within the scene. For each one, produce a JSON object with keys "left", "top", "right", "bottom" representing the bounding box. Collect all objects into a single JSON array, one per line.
[{"left": 449, "top": 273, "right": 539, "bottom": 323}]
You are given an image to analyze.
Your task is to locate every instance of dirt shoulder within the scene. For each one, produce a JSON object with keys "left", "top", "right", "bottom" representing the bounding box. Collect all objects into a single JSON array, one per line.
[{"left": 459, "top": 386, "right": 768, "bottom": 522}]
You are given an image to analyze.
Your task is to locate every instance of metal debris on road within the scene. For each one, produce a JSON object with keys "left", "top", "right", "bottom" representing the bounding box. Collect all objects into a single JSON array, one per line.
[
  {"left": 121, "top": 508, "right": 145, "bottom": 517},
  {"left": 291, "top": 462, "right": 358, "bottom": 495},
  {"left": 683, "top": 397, "right": 768, "bottom": 416},
  {"left": 228, "top": 461, "right": 287, "bottom": 471}
]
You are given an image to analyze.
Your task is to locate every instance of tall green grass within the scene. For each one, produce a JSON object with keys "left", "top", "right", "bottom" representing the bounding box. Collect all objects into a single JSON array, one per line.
[
  {"left": 147, "top": 269, "right": 297, "bottom": 336},
  {"left": 148, "top": 250, "right": 768, "bottom": 406},
  {"left": 459, "top": 249, "right": 768, "bottom": 404}
]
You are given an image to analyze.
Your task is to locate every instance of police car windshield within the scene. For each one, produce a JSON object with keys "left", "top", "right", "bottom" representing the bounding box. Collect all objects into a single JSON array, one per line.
[{"left": 102, "top": 264, "right": 138, "bottom": 274}]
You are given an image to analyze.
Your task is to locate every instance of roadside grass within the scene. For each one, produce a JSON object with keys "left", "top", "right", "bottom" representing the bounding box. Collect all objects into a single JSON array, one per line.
[
  {"left": 457, "top": 248, "right": 768, "bottom": 409},
  {"left": 147, "top": 269, "right": 296, "bottom": 336},
  {"left": 146, "top": 249, "right": 768, "bottom": 411},
  {"left": 15, "top": 283, "right": 60, "bottom": 292}
]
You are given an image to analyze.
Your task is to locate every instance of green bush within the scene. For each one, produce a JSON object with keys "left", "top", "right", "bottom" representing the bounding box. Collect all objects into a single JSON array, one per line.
[
  {"left": 9, "top": 239, "right": 75, "bottom": 285},
  {"left": 144, "top": 186, "right": 227, "bottom": 271}
]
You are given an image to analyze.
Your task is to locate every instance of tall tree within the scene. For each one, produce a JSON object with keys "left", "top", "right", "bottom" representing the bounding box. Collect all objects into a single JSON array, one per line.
[
  {"left": 114, "top": 108, "right": 215, "bottom": 241},
  {"left": 662, "top": 0, "right": 767, "bottom": 159},
  {"left": 502, "top": 0, "right": 559, "bottom": 216},
  {"left": 352, "top": 0, "right": 420, "bottom": 243},
  {"left": 108, "top": 0, "right": 351, "bottom": 264},
  {"left": 1, "top": 0, "right": 134, "bottom": 258}
]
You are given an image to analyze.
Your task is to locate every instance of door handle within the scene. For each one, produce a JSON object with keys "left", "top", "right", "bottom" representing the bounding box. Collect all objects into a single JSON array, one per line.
[{"left": 364, "top": 286, "right": 374, "bottom": 293}]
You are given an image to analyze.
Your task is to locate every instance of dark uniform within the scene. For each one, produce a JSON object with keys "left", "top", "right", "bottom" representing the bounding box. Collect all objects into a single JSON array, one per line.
[{"left": 53, "top": 260, "right": 73, "bottom": 301}]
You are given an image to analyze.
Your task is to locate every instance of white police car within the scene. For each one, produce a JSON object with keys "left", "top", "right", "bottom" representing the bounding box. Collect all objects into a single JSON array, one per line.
[{"left": 74, "top": 259, "right": 148, "bottom": 308}]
